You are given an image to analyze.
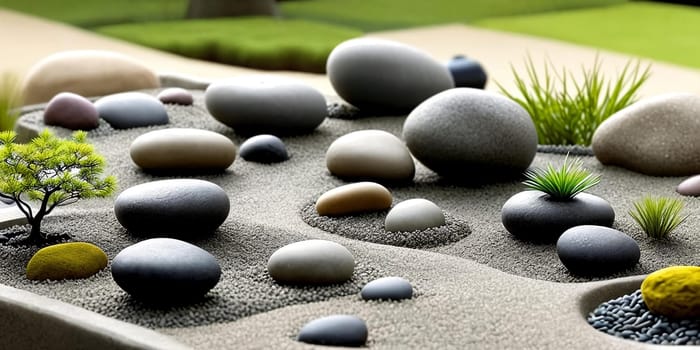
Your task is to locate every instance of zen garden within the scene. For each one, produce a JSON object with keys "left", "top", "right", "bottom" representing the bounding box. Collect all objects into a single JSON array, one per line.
[{"left": 0, "top": 0, "right": 697, "bottom": 349}]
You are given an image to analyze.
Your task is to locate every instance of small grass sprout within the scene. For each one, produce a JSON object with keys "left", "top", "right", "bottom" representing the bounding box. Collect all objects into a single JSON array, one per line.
[
  {"left": 629, "top": 196, "right": 688, "bottom": 239},
  {"left": 498, "top": 55, "right": 650, "bottom": 146},
  {"left": 0, "top": 73, "right": 22, "bottom": 132},
  {"left": 523, "top": 156, "right": 600, "bottom": 200}
]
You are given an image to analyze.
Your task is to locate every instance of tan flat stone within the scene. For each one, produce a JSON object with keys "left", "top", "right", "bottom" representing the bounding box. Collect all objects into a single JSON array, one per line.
[{"left": 316, "top": 182, "right": 392, "bottom": 216}]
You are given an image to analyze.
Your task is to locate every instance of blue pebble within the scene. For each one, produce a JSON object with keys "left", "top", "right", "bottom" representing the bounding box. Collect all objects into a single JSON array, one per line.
[
  {"left": 239, "top": 134, "right": 289, "bottom": 163},
  {"left": 298, "top": 314, "right": 368, "bottom": 347},
  {"left": 361, "top": 276, "right": 413, "bottom": 301}
]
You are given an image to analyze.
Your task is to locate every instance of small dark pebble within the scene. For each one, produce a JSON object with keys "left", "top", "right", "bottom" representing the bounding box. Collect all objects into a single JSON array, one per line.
[{"left": 587, "top": 289, "right": 700, "bottom": 345}]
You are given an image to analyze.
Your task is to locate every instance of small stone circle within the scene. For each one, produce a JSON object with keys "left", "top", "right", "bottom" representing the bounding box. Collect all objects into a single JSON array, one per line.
[
  {"left": 297, "top": 314, "right": 368, "bottom": 347},
  {"left": 315, "top": 182, "right": 392, "bottom": 216},
  {"left": 26, "top": 242, "right": 108, "bottom": 281},
  {"left": 384, "top": 198, "right": 445, "bottom": 232},
  {"left": 556, "top": 225, "right": 640, "bottom": 277},
  {"left": 267, "top": 239, "right": 355, "bottom": 285},
  {"left": 361, "top": 276, "right": 413, "bottom": 301},
  {"left": 94, "top": 92, "right": 169, "bottom": 129},
  {"left": 111, "top": 238, "right": 221, "bottom": 301},
  {"left": 43, "top": 92, "right": 99, "bottom": 130},
  {"left": 129, "top": 128, "right": 236, "bottom": 172},
  {"left": 641, "top": 265, "right": 700, "bottom": 319},
  {"left": 326, "top": 129, "right": 415, "bottom": 182}
]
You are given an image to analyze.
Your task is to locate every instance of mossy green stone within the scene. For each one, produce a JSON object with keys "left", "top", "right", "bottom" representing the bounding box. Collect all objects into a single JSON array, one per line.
[
  {"left": 26, "top": 242, "right": 108, "bottom": 281},
  {"left": 641, "top": 265, "right": 700, "bottom": 319}
]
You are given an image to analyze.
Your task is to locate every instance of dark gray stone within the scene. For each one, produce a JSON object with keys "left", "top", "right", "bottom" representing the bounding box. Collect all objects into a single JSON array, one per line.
[
  {"left": 361, "top": 276, "right": 413, "bottom": 301},
  {"left": 94, "top": 92, "right": 168, "bottom": 129},
  {"left": 447, "top": 55, "right": 487, "bottom": 89},
  {"left": 557, "top": 225, "right": 640, "bottom": 276},
  {"left": 403, "top": 88, "right": 537, "bottom": 179},
  {"left": 298, "top": 314, "right": 368, "bottom": 347},
  {"left": 111, "top": 238, "right": 221, "bottom": 301},
  {"left": 157, "top": 87, "right": 194, "bottom": 105},
  {"left": 239, "top": 134, "right": 289, "bottom": 163},
  {"left": 204, "top": 76, "right": 326, "bottom": 136},
  {"left": 501, "top": 190, "right": 615, "bottom": 242},
  {"left": 114, "top": 179, "right": 230, "bottom": 236},
  {"left": 327, "top": 38, "right": 454, "bottom": 114},
  {"left": 43, "top": 92, "right": 99, "bottom": 130}
]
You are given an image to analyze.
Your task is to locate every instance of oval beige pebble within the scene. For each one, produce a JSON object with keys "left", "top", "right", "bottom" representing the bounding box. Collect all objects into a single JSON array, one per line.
[
  {"left": 385, "top": 198, "right": 445, "bottom": 232},
  {"left": 326, "top": 129, "right": 415, "bottom": 182},
  {"left": 267, "top": 239, "right": 355, "bottom": 284},
  {"left": 316, "top": 182, "right": 392, "bottom": 216},
  {"left": 130, "top": 128, "right": 236, "bottom": 171},
  {"left": 22, "top": 50, "right": 159, "bottom": 104}
]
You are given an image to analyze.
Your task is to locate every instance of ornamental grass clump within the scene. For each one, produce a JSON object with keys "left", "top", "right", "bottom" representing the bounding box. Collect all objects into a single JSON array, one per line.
[
  {"left": 629, "top": 196, "right": 687, "bottom": 239},
  {"left": 523, "top": 156, "right": 600, "bottom": 200},
  {"left": 498, "top": 56, "right": 650, "bottom": 146},
  {"left": 0, "top": 73, "right": 22, "bottom": 132}
]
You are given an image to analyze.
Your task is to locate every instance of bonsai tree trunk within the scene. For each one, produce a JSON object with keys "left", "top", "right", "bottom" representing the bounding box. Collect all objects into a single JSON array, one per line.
[{"left": 186, "top": 0, "right": 278, "bottom": 19}]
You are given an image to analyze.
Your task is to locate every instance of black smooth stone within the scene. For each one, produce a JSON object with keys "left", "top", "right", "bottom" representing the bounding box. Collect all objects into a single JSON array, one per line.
[
  {"left": 114, "top": 179, "right": 230, "bottom": 237},
  {"left": 111, "top": 238, "right": 221, "bottom": 302},
  {"left": 95, "top": 92, "right": 168, "bottom": 129},
  {"left": 447, "top": 55, "right": 488, "bottom": 89},
  {"left": 501, "top": 190, "right": 615, "bottom": 242},
  {"left": 298, "top": 314, "right": 368, "bottom": 347},
  {"left": 557, "top": 225, "right": 640, "bottom": 276},
  {"left": 361, "top": 276, "right": 413, "bottom": 301},
  {"left": 239, "top": 134, "right": 289, "bottom": 163}
]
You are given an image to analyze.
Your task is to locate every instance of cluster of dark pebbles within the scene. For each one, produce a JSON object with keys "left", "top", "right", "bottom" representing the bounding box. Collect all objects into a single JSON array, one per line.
[{"left": 588, "top": 289, "right": 700, "bottom": 345}]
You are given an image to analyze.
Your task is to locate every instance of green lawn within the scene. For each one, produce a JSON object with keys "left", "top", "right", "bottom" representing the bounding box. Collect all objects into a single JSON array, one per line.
[{"left": 475, "top": 2, "right": 700, "bottom": 70}]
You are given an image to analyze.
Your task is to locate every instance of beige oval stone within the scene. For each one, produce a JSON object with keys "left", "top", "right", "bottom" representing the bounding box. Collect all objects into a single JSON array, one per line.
[
  {"left": 130, "top": 128, "right": 236, "bottom": 171},
  {"left": 316, "top": 182, "right": 392, "bottom": 216},
  {"left": 22, "top": 50, "right": 159, "bottom": 104},
  {"left": 326, "top": 129, "right": 415, "bottom": 182}
]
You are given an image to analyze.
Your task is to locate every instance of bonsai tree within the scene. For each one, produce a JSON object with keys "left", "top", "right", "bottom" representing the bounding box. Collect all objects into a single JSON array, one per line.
[{"left": 0, "top": 130, "right": 116, "bottom": 244}]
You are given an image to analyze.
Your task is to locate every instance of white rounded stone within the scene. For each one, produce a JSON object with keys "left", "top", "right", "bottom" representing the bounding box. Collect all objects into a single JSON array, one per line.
[
  {"left": 267, "top": 240, "right": 355, "bottom": 284},
  {"left": 384, "top": 198, "right": 445, "bottom": 232}
]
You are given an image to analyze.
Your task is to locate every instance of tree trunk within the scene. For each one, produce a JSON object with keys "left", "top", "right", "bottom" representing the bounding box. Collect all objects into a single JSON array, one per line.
[
  {"left": 186, "top": 0, "right": 278, "bottom": 19},
  {"left": 28, "top": 214, "right": 43, "bottom": 243}
]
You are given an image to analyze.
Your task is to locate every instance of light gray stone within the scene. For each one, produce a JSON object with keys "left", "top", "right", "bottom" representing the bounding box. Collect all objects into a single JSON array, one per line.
[
  {"left": 327, "top": 38, "right": 454, "bottom": 113},
  {"left": 592, "top": 93, "right": 700, "bottom": 176},
  {"left": 204, "top": 76, "right": 326, "bottom": 136},
  {"left": 385, "top": 198, "right": 445, "bottom": 232},
  {"left": 267, "top": 240, "right": 354, "bottom": 284},
  {"left": 157, "top": 87, "right": 193, "bottom": 105},
  {"left": 95, "top": 92, "right": 168, "bottom": 129},
  {"left": 677, "top": 174, "right": 700, "bottom": 196},
  {"left": 326, "top": 129, "right": 415, "bottom": 182},
  {"left": 130, "top": 128, "right": 236, "bottom": 171},
  {"left": 403, "top": 88, "right": 537, "bottom": 179}
]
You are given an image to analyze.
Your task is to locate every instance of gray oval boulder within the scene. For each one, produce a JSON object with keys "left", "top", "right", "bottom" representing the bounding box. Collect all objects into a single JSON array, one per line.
[
  {"left": 385, "top": 198, "right": 445, "bottom": 232},
  {"left": 43, "top": 92, "right": 99, "bottom": 130},
  {"left": 267, "top": 239, "right": 354, "bottom": 284},
  {"left": 557, "top": 225, "right": 640, "bottom": 277},
  {"left": 130, "top": 128, "right": 236, "bottom": 172},
  {"left": 22, "top": 50, "right": 159, "bottom": 104},
  {"left": 95, "top": 92, "right": 168, "bottom": 129},
  {"left": 326, "top": 129, "right": 415, "bottom": 182},
  {"left": 592, "top": 93, "right": 700, "bottom": 176},
  {"left": 403, "top": 88, "right": 537, "bottom": 179},
  {"left": 327, "top": 38, "right": 454, "bottom": 113},
  {"left": 205, "top": 76, "right": 326, "bottom": 136},
  {"left": 114, "top": 179, "right": 230, "bottom": 236}
]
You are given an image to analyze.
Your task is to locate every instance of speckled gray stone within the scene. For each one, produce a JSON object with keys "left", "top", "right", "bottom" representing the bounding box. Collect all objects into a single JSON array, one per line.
[
  {"left": 592, "top": 93, "right": 700, "bottom": 176},
  {"left": 267, "top": 240, "right": 355, "bottom": 285},
  {"left": 94, "top": 92, "right": 168, "bottom": 129},
  {"left": 557, "top": 225, "right": 640, "bottom": 277},
  {"left": 43, "top": 92, "right": 99, "bottom": 130},
  {"left": 327, "top": 38, "right": 454, "bottom": 113},
  {"left": 384, "top": 198, "right": 445, "bottom": 232},
  {"left": 361, "top": 276, "right": 413, "bottom": 300},
  {"left": 403, "top": 88, "right": 537, "bottom": 179},
  {"left": 297, "top": 314, "right": 368, "bottom": 347}
]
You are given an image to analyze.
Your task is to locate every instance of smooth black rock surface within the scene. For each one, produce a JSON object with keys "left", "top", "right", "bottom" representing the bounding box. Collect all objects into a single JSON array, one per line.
[
  {"left": 501, "top": 190, "right": 615, "bottom": 242},
  {"left": 94, "top": 92, "right": 168, "bottom": 129},
  {"left": 447, "top": 55, "right": 487, "bottom": 89},
  {"left": 297, "top": 314, "right": 368, "bottom": 347},
  {"left": 557, "top": 225, "right": 640, "bottom": 276},
  {"left": 111, "top": 238, "right": 221, "bottom": 301},
  {"left": 239, "top": 134, "right": 289, "bottom": 163},
  {"left": 361, "top": 276, "right": 413, "bottom": 300},
  {"left": 114, "top": 179, "right": 230, "bottom": 236}
]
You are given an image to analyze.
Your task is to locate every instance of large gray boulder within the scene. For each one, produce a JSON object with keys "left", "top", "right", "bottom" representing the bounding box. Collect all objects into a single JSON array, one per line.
[
  {"left": 592, "top": 93, "right": 700, "bottom": 176},
  {"left": 327, "top": 38, "right": 454, "bottom": 114},
  {"left": 403, "top": 88, "right": 537, "bottom": 179}
]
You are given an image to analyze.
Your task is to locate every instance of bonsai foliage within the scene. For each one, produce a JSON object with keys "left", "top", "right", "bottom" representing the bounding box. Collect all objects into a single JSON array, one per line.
[
  {"left": 0, "top": 73, "right": 22, "bottom": 132},
  {"left": 523, "top": 156, "right": 600, "bottom": 200},
  {"left": 629, "top": 196, "right": 687, "bottom": 239},
  {"left": 0, "top": 130, "right": 116, "bottom": 244},
  {"left": 498, "top": 56, "right": 650, "bottom": 146}
]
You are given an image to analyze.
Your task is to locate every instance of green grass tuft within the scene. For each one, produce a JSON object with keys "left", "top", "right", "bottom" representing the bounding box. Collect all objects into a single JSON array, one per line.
[
  {"left": 0, "top": 73, "right": 22, "bottom": 132},
  {"left": 498, "top": 56, "right": 649, "bottom": 146},
  {"left": 523, "top": 156, "right": 600, "bottom": 199},
  {"left": 629, "top": 196, "right": 688, "bottom": 239}
]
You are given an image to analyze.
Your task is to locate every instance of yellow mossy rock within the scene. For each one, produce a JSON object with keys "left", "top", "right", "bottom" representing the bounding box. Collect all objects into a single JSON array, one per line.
[
  {"left": 641, "top": 265, "right": 700, "bottom": 319},
  {"left": 26, "top": 242, "right": 108, "bottom": 281}
]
